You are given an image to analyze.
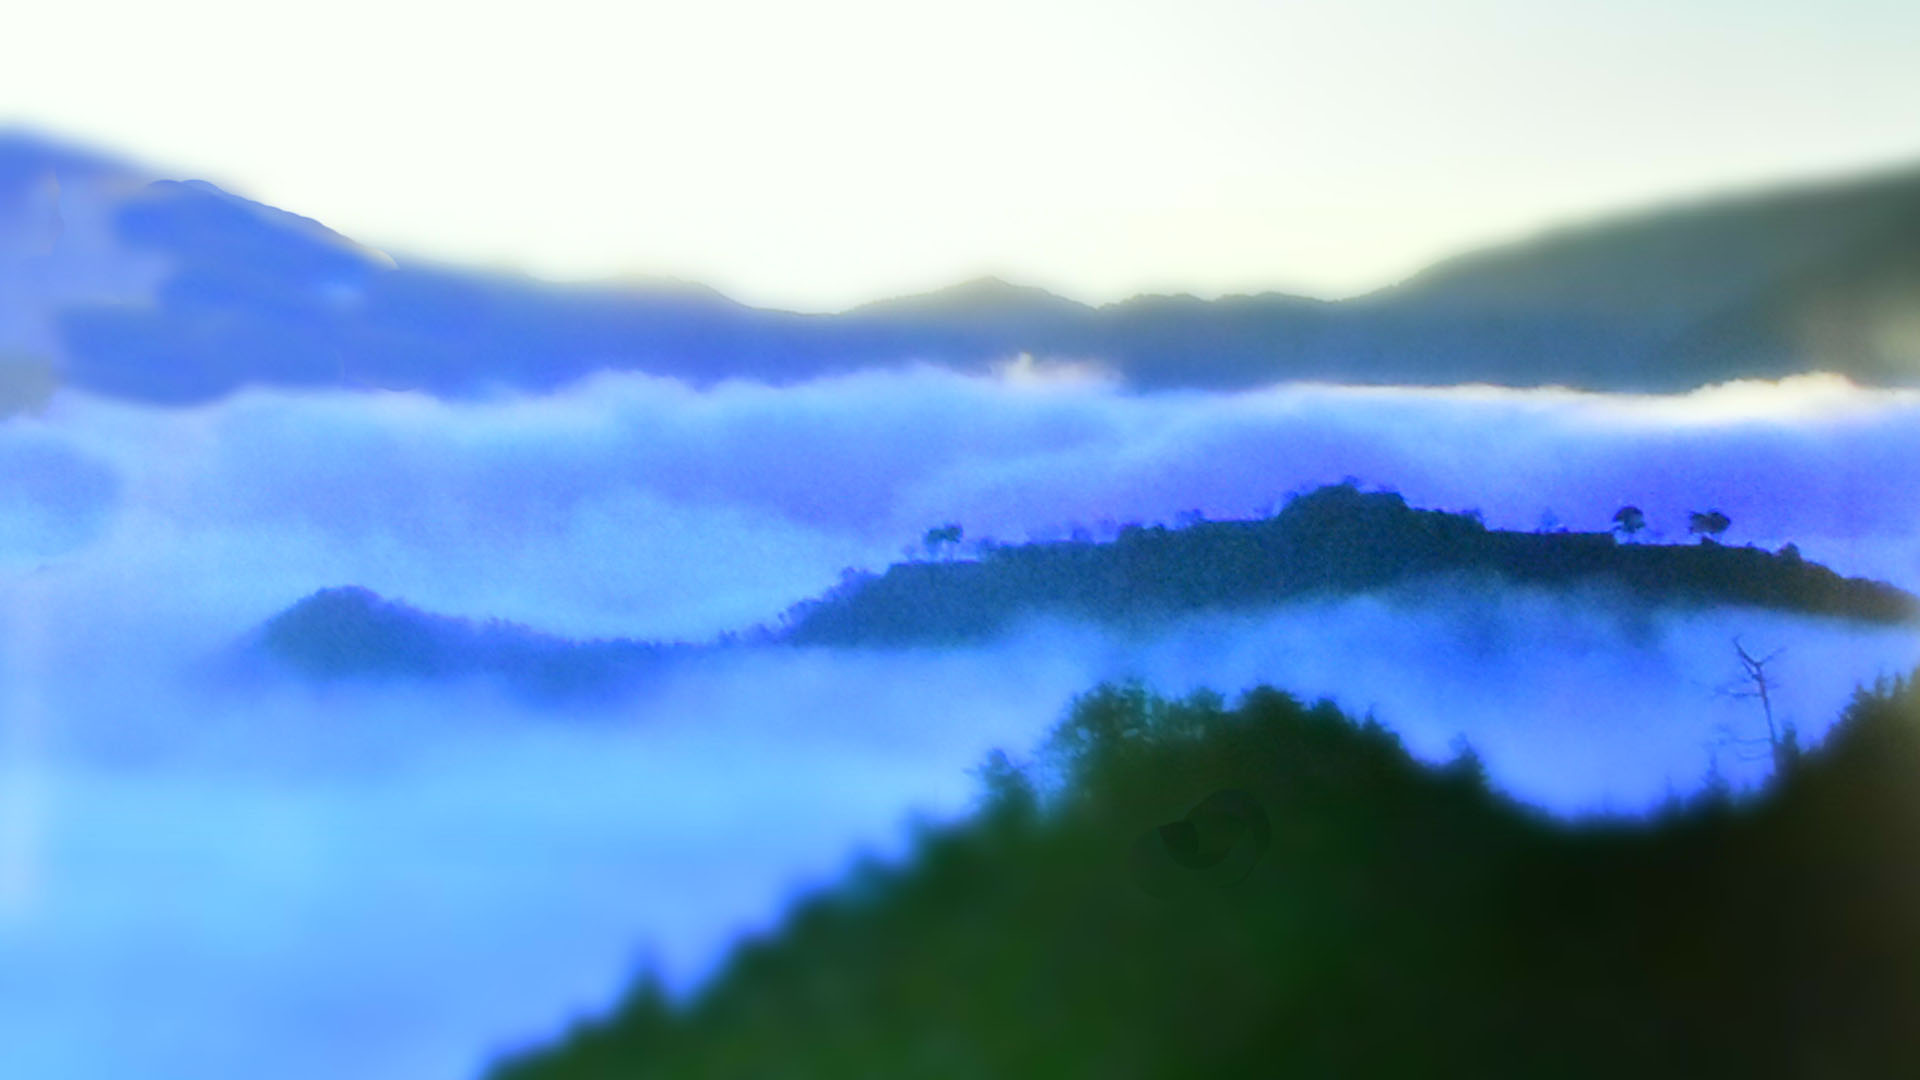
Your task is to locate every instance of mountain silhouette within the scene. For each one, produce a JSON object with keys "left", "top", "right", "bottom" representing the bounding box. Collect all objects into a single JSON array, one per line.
[
  {"left": 779, "top": 485, "right": 1919, "bottom": 646},
  {"left": 253, "top": 585, "right": 679, "bottom": 699},
  {"left": 7, "top": 129, "right": 1917, "bottom": 403},
  {"left": 250, "top": 487, "right": 1916, "bottom": 690}
]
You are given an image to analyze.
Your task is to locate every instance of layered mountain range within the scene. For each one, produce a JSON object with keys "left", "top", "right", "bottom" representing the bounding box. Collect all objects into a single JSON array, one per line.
[{"left": 4, "top": 130, "right": 1918, "bottom": 408}]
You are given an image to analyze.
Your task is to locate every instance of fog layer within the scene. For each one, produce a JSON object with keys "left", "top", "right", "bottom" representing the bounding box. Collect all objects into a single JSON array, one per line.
[{"left": 1, "top": 369, "right": 1916, "bottom": 1080}]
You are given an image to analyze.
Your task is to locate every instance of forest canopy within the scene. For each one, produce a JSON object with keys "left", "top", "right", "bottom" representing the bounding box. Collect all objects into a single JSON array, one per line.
[{"left": 492, "top": 667, "right": 1920, "bottom": 1079}]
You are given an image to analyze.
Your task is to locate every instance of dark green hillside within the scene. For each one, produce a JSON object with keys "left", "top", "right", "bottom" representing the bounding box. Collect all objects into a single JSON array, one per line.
[
  {"left": 782, "top": 484, "right": 1917, "bottom": 646},
  {"left": 491, "top": 670, "right": 1920, "bottom": 1079}
]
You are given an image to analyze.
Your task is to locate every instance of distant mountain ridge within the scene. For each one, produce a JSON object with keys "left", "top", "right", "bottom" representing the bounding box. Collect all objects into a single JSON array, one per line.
[
  {"left": 250, "top": 487, "right": 1918, "bottom": 690},
  {"left": 23, "top": 129, "right": 1911, "bottom": 402},
  {"left": 255, "top": 585, "right": 679, "bottom": 699},
  {"left": 778, "top": 484, "right": 1919, "bottom": 647}
]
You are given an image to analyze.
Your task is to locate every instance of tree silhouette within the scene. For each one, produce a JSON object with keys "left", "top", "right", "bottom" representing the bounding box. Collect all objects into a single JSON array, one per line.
[
  {"left": 1688, "top": 510, "right": 1731, "bottom": 544},
  {"left": 921, "top": 523, "right": 963, "bottom": 560},
  {"left": 1611, "top": 505, "right": 1646, "bottom": 540},
  {"left": 1724, "top": 638, "right": 1797, "bottom": 775}
]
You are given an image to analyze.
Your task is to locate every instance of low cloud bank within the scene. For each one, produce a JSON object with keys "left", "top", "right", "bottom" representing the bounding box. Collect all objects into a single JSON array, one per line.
[
  {"left": 2, "top": 368, "right": 1918, "bottom": 643},
  {"left": 2, "top": 585, "right": 1915, "bottom": 1080},
  {"left": 0, "top": 368, "right": 1917, "bottom": 1080}
]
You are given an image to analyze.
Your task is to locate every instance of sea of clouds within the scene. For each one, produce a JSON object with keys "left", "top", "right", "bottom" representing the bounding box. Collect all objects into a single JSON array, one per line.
[{"left": 1, "top": 367, "right": 1918, "bottom": 1080}]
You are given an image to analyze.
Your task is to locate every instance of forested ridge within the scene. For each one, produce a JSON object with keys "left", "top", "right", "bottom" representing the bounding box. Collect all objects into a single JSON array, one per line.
[
  {"left": 492, "top": 668, "right": 1920, "bottom": 1079},
  {"left": 255, "top": 485, "right": 1916, "bottom": 690},
  {"left": 782, "top": 484, "right": 1917, "bottom": 646}
]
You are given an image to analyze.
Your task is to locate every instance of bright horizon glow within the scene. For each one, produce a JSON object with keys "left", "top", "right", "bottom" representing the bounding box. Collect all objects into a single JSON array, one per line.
[{"left": 7, "top": 0, "right": 1920, "bottom": 312}]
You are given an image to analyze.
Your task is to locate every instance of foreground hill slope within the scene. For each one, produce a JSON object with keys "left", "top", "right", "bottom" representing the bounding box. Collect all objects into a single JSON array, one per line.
[
  {"left": 490, "top": 670, "right": 1920, "bottom": 1079},
  {"left": 6, "top": 131, "right": 1918, "bottom": 400}
]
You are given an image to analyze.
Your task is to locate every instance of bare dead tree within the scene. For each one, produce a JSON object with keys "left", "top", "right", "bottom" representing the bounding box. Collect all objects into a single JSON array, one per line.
[{"left": 1718, "top": 637, "right": 1796, "bottom": 776}]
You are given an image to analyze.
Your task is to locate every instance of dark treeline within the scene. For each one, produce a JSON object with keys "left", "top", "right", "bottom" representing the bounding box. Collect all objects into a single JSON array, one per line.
[
  {"left": 782, "top": 483, "right": 1918, "bottom": 646},
  {"left": 250, "top": 486, "right": 1915, "bottom": 691},
  {"left": 491, "top": 669, "right": 1920, "bottom": 1079}
]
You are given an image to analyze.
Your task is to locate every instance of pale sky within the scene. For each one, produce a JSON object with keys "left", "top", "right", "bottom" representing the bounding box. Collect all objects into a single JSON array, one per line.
[{"left": 6, "top": 0, "right": 1919, "bottom": 311}]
